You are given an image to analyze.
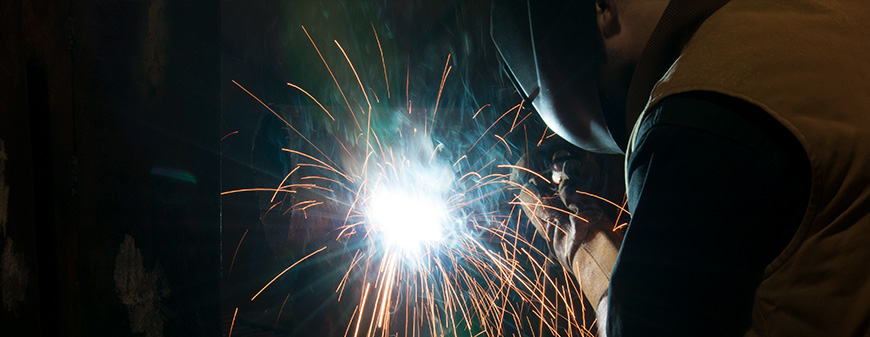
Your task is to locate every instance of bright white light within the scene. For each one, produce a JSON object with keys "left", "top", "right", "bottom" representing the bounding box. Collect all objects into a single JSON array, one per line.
[{"left": 368, "top": 187, "right": 446, "bottom": 253}]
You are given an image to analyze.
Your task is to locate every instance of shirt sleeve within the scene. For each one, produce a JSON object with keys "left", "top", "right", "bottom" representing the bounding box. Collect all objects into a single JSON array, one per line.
[{"left": 606, "top": 92, "right": 810, "bottom": 336}]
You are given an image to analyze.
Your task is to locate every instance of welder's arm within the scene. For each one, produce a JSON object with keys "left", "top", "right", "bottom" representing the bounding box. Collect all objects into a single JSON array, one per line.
[
  {"left": 606, "top": 93, "right": 809, "bottom": 336},
  {"left": 512, "top": 152, "right": 624, "bottom": 311}
]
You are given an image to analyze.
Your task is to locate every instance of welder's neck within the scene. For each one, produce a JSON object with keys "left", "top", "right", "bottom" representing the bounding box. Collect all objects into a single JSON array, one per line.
[{"left": 599, "top": 65, "right": 635, "bottom": 153}]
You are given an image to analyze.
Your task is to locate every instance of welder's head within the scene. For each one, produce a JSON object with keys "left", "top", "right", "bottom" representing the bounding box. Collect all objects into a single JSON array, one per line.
[{"left": 491, "top": 0, "right": 628, "bottom": 154}]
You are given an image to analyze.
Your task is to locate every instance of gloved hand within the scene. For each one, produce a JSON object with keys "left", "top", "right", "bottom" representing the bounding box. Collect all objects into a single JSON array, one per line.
[
  {"left": 512, "top": 146, "right": 626, "bottom": 310},
  {"left": 511, "top": 151, "right": 572, "bottom": 266}
]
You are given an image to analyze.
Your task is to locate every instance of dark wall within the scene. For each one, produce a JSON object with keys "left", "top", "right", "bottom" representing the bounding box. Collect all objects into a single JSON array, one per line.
[{"left": 0, "top": 1, "right": 220, "bottom": 336}]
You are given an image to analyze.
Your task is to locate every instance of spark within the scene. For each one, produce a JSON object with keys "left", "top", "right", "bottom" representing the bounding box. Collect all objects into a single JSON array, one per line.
[
  {"left": 432, "top": 54, "right": 452, "bottom": 123},
  {"left": 614, "top": 195, "right": 631, "bottom": 232},
  {"left": 275, "top": 293, "right": 291, "bottom": 329},
  {"left": 472, "top": 104, "right": 491, "bottom": 119},
  {"left": 271, "top": 166, "right": 300, "bottom": 203},
  {"left": 499, "top": 164, "right": 552, "bottom": 185},
  {"left": 493, "top": 134, "right": 512, "bottom": 156},
  {"left": 221, "top": 130, "right": 239, "bottom": 141},
  {"left": 573, "top": 190, "right": 632, "bottom": 216},
  {"left": 229, "top": 307, "right": 238, "bottom": 337},
  {"left": 221, "top": 188, "right": 296, "bottom": 195},
  {"left": 335, "top": 40, "right": 373, "bottom": 115},
  {"left": 371, "top": 22, "right": 390, "bottom": 99},
  {"left": 537, "top": 126, "right": 549, "bottom": 147},
  {"left": 251, "top": 246, "right": 328, "bottom": 301},
  {"left": 287, "top": 82, "right": 335, "bottom": 121},
  {"left": 227, "top": 229, "right": 248, "bottom": 278}
]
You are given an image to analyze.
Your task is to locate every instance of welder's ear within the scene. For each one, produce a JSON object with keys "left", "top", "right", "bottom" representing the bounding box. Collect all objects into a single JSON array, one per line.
[{"left": 595, "top": 0, "right": 620, "bottom": 38}]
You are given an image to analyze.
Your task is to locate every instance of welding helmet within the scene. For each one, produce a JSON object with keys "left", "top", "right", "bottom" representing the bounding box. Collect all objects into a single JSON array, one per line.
[{"left": 491, "top": 0, "right": 624, "bottom": 154}]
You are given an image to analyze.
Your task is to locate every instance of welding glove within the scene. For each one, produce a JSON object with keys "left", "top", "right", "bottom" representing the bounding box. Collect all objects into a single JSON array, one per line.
[{"left": 512, "top": 148, "right": 625, "bottom": 310}]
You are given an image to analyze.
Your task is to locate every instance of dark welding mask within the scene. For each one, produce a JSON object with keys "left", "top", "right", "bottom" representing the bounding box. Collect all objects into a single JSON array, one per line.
[{"left": 491, "top": 0, "right": 624, "bottom": 154}]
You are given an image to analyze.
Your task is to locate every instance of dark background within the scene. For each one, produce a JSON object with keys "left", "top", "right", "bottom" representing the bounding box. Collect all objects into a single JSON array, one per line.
[{"left": 1, "top": 0, "right": 220, "bottom": 335}]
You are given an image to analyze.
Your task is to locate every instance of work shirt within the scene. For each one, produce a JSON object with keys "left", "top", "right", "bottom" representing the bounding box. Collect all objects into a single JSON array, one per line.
[{"left": 610, "top": 92, "right": 809, "bottom": 336}]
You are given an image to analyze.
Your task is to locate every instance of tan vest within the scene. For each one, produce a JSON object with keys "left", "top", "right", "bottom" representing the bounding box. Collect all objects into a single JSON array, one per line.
[{"left": 630, "top": 1, "right": 870, "bottom": 335}]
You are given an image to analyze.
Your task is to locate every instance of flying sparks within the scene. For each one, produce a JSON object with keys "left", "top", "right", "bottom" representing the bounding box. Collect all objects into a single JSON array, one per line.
[{"left": 224, "top": 19, "right": 606, "bottom": 337}]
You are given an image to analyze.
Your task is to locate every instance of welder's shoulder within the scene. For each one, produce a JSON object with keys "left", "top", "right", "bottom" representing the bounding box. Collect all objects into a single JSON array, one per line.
[
  {"left": 650, "top": 0, "right": 870, "bottom": 110},
  {"left": 641, "top": 92, "right": 797, "bottom": 160}
]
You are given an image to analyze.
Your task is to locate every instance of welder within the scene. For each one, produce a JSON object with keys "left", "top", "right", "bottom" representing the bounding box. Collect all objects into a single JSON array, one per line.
[{"left": 493, "top": 0, "right": 870, "bottom": 336}]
